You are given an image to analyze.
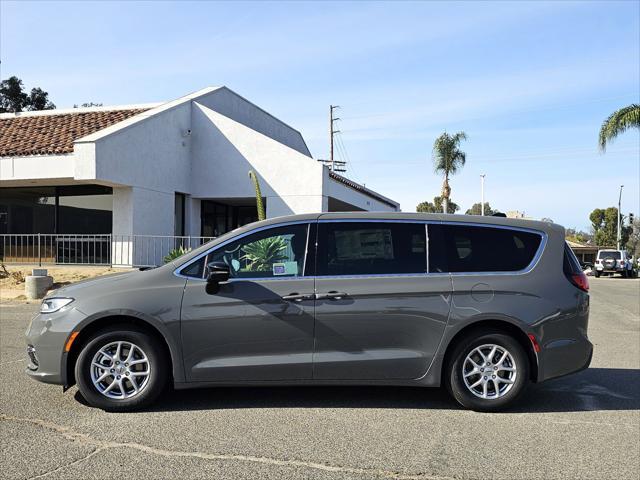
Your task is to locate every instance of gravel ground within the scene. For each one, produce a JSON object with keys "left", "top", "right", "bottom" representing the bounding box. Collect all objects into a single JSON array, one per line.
[{"left": 1, "top": 277, "right": 638, "bottom": 480}]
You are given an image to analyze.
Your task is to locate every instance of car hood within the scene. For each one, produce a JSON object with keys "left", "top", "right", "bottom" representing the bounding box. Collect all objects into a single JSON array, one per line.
[{"left": 46, "top": 269, "right": 143, "bottom": 298}]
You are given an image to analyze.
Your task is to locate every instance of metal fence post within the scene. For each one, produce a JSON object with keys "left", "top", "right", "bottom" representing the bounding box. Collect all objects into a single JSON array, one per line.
[{"left": 38, "top": 233, "right": 41, "bottom": 267}]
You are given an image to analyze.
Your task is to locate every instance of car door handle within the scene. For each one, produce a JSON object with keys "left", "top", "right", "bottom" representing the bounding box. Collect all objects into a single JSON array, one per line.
[
  {"left": 282, "top": 293, "right": 314, "bottom": 302},
  {"left": 316, "top": 291, "right": 348, "bottom": 300}
]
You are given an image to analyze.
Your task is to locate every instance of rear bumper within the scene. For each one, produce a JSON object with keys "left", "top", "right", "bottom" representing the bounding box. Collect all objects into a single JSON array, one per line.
[
  {"left": 537, "top": 337, "right": 593, "bottom": 382},
  {"left": 534, "top": 289, "right": 592, "bottom": 383}
]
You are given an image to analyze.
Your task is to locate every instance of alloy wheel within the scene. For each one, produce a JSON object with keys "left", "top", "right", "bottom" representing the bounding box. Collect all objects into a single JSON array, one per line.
[
  {"left": 462, "top": 344, "right": 517, "bottom": 399},
  {"left": 90, "top": 341, "right": 151, "bottom": 399}
]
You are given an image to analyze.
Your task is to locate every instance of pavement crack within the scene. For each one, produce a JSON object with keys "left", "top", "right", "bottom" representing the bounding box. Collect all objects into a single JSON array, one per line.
[
  {"left": 27, "top": 448, "right": 104, "bottom": 480},
  {"left": 1, "top": 414, "right": 451, "bottom": 480},
  {"left": 0, "top": 357, "right": 26, "bottom": 366}
]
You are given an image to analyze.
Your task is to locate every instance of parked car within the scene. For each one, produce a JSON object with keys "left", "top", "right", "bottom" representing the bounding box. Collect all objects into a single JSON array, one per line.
[
  {"left": 594, "top": 249, "right": 636, "bottom": 278},
  {"left": 26, "top": 213, "right": 592, "bottom": 412}
]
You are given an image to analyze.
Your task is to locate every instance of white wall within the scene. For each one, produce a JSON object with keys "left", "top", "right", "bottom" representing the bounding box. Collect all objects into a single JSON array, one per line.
[
  {"left": 186, "top": 196, "right": 201, "bottom": 237},
  {"left": 111, "top": 186, "right": 174, "bottom": 266},
  {"left": 0, "top": 154, "right": 75, "bottom": 184},
  {"left": 190, "top": 102, "right": 326, "bottom": 217},
  {"left": 195, "top": 88, "right": 311, "bottom": 157},
  {"left": 77, "top": 103, "right": 192, "bottom": 195},
  {"left": 324, "top": 171, "right": 399, "bottom": 212}
]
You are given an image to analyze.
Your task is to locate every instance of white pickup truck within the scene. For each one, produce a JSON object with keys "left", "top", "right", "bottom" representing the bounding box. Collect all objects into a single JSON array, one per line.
[{"left": 594, "top": 249, "right": 636, "bottom": 278}]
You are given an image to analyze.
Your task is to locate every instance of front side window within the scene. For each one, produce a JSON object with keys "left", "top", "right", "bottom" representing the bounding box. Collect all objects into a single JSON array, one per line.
[
  {"left": 196, "top": 224, "right": 310, "bottom": 279},
  {"left": 317, "top": 222, "right": 427, "bottom": 276},
  {"left": 429, "top": 224, "right": 542, "bottom": 273}
]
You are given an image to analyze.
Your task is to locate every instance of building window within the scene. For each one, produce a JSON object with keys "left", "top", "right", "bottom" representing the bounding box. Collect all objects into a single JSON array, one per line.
[
  {"left": 201, "top": 200, "right": 263, "bottom": 237},
  {"left": 0, "top": 185, "right": 112, "bottom": 234},
  {"left": 175, "top": 193, "right": 185, "bottom": 236}
]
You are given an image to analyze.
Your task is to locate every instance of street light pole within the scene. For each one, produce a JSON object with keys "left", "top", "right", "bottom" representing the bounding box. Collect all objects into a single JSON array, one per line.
[
  {"left": 617, "top": 184, "right": 624, "bottom": 249},
  {"left": 480, "top": 174, "right": 486, "bottom": 216}
]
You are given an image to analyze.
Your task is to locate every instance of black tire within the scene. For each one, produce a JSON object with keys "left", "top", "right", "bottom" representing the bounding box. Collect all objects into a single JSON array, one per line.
[
  {"left": 594, "top": 271, "right": 601, "bottom": 278},
  {"left": 75, "top": 326, "right": 168, "bottom": 411},
  {"left": 445, "top": 331, "right": 529, "bottom": 412}
]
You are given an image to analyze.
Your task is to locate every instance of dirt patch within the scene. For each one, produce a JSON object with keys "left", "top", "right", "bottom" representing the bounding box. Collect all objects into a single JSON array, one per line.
[{"left": 0, "top": 265, "right": 135, "bottom": 302}]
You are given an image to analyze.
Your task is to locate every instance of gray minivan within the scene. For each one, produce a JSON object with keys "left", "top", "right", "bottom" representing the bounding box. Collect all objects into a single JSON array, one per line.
[{"left": 26, "top": 213, "right": 592, "bottom": 412}]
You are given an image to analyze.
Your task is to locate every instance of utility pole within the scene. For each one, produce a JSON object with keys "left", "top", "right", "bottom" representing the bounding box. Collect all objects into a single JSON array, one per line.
[
  {"left": 617, "top": 184, "right": 624, "bottom": 249},
  {"left": 329, "top": 105, "right": 336, "bottom": 170},
  {"left": 318, "top": 105, "right": 346, "bottom": 173},
  {"left": 480, "top": 174, "right": 486, "bottom": 216}
]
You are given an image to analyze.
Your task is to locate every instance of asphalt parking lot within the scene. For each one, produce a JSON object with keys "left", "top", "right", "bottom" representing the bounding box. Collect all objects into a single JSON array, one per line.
[{"left": 1, "top": 277, "right": 638, "bottom": 480}]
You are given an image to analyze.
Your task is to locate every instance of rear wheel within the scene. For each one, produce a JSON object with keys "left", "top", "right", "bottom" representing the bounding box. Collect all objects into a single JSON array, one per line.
[
  {"left": 445, "top": 331, "right": 529, "bottom": 412},
  {"left": 594, "top": 270, "right": 601, "bottom": 278},
  {"left": 75, "top": 327, "right": 168, "bottom": 411}
]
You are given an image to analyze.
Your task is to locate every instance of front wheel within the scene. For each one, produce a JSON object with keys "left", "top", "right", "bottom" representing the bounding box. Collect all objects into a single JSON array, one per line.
[
  {"left": 594, "top": 270, "right": 601, "bottom": 278},
  {"left": 445, "top": 331, "right": 529, "bottom": 412},
  {"left": 75, "top": 327, "right": 168, "bottom": 411}
]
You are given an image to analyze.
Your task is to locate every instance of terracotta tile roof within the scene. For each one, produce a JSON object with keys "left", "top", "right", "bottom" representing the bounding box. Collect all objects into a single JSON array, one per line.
[{"left": 0, "top": 108, "right": 150, "bottom": 157}]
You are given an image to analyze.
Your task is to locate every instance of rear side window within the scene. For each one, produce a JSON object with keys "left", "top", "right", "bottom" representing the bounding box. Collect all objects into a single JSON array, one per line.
[
  {"left": 564, "top": 243, "right": 583, "bottom": 275},
  {"left": 317, "top": 222, "right": 427, "bottom": 276},
  {"left": 429, "top": 224, "right": 542, "bottom": 273}
]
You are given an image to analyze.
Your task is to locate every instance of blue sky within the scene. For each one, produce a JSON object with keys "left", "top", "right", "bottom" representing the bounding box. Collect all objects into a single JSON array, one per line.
[{"left": 2, "top": 0, "right": 638, "bottom": 231}]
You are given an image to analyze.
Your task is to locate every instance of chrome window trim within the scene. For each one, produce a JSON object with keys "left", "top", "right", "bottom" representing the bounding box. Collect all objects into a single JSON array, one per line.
[
  {"left": 174, "top": 220, "right": 312, "bottom": 281},
  {"left": 175, "top": 218, "right": 548, "bottom": 281}
]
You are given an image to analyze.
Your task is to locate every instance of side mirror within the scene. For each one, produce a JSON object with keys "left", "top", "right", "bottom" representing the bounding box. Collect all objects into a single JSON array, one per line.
[{"left": 205, "top": 261, "right": 230, "bottom": 294}]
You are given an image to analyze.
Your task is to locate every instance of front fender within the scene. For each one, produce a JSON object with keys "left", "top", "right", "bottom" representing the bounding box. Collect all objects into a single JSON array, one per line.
[{"left": 62, "top": 307, "right": 185, "bottom": 387}]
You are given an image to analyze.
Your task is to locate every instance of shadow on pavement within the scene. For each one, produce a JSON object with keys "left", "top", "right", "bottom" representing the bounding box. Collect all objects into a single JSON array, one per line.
[
  {"left": 513, "top": 367, "right": 640, "bottom": 413},
  {"left": 110, "top": 367, "right": 639, "bottom": 414}
]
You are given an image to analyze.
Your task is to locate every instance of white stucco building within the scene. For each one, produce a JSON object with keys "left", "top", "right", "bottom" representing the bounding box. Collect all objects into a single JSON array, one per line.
[{"left": 0, "top": 87, "right": 399, "bottom": 265}]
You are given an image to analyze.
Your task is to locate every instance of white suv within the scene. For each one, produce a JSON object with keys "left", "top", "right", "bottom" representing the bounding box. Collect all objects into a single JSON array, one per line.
[{"left": 594, "top": 249, "right": 636, "bottom": 278}]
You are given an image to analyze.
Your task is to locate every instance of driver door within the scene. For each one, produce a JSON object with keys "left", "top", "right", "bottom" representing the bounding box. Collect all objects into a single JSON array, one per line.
[{"left": 180, "top": 223, "right": 316, "bottom": 382}]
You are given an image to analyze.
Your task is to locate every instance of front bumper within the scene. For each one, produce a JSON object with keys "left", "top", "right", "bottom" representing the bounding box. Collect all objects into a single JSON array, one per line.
[{"left": 24, "top": 306, "right": 87, "bottom": 385}]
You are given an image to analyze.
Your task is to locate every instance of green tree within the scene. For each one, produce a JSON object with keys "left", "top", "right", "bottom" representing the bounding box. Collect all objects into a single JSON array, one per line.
[
  {"left": 417, "top": 196, "right": 459, "bottom": 214},
  {"left": 465, "top": 202, "right": 497, "bottom": 216},
  {"left": 589, "top": 207, "right": 631, "bottom": 247},
  {"left": 0, "top": 76, "right": 55, "bottom": 113},
  {"left": 626, "top": 216, "right": 640, "bottom": 257},
  {"left": 432, "top": 131, "right": 467, "bottom": 213},
  {"left": 565, "top": 228, "right": 593, "bottom": 245},
  {"left": 599, "top": 104, "right": 640, "bottom": 151}
]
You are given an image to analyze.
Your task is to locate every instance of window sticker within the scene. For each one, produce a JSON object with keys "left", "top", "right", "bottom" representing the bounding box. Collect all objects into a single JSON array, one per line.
[
  {"left": 334, "top": 229, "right": 394, "bottom": 260},
  {"left": 273, "top": 261, "right": 298, "bottom": 276}
]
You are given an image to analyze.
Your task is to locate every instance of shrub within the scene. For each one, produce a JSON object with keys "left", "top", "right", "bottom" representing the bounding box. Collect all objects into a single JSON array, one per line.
[{"left": 164, "top": 246, "right": 191, "bottom": 264}]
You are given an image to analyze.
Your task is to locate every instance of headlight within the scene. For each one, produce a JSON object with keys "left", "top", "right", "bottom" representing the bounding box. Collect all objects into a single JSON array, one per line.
[{"left": 40, "top": 297, "right": 74, "bottom": 314}]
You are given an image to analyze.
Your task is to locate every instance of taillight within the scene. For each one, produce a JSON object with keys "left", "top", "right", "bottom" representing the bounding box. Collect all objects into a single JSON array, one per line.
[{"left": 571, "top": 272, "right": 589, "bottom": 292}]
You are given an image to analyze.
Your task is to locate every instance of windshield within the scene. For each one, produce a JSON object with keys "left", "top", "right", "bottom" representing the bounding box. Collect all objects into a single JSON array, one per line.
[{"left": 598, "top": 251, "right": 621, "bottom": 260}]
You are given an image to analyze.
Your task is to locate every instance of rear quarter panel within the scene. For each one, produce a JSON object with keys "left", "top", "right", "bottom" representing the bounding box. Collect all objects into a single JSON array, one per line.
[{"left": 419, "top": 223, "right": 588, "bottom": 385}]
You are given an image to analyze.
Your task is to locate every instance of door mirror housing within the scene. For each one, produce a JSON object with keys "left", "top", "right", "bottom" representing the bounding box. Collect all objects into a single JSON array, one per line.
[{"left": 205, "top": 261, "right": 230, "bottom": 294}]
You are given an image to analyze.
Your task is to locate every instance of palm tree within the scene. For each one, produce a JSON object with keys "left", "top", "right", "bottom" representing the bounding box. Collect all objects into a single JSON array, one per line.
[
  {"left": 432, "top": 131, "right": 467, "bottom": 214},
  {"left": 599, "top": 104, "right": 640, "bottom": 152}
]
